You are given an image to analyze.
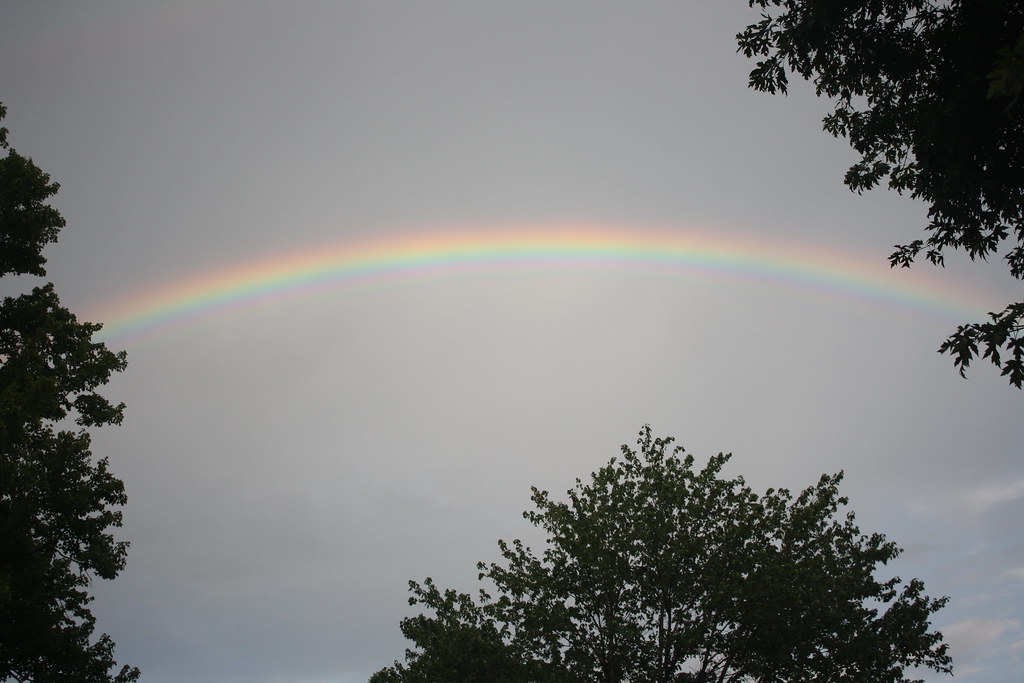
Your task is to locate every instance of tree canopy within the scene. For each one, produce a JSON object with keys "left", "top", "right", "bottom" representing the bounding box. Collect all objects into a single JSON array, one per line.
[
  {"left": 0, "top": 103, "right": 138, "bottom": 682},
  {"left": 737, "top": 0, "right": 1024, "bottom": 387},
  {"left": 372, "top": 427, "right": 951, "bottom": 682}
]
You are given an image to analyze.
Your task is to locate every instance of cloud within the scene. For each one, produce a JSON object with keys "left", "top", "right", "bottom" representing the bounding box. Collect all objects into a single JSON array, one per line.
[
  {"left": 1000, "top": 567, "right": 1024, "bottom": 581},
  {"left": 959, "top": 480, "right": 1024, "bottom": 514},
  {"left": 944, "top": 618, "right": 1022, "bottom": 668},
  {"left": 909, "top": 479, "right": 1024, "bottom": 517}
]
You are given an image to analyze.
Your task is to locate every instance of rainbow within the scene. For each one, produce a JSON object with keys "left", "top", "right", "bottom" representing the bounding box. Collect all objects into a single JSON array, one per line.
[{"left": 86, "top": 225, "right": 994, "bottom": 344}]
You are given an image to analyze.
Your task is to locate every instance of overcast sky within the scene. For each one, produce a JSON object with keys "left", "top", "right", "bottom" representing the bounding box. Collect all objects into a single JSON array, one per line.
[{"left": 2, "top": 2, "right": 1022, "bottom": 682}]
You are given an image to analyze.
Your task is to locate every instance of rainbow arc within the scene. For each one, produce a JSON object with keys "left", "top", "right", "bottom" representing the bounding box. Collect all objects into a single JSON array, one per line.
[{"left": 86, "top": 225, "right": 991, "bottom": 343}]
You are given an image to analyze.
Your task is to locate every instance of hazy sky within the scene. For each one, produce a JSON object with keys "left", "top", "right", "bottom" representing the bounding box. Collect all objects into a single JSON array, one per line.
[{"left": 2, "top": 2, "right": 1022, "bottom": 682}]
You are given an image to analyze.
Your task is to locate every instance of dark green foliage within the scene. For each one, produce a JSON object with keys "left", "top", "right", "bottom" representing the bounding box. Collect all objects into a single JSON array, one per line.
[
  {"left": 0, "top": 104, "right": 65, "bottom": 279},
  {"left": 373, "top": 427, "right": 951, "bottom": 682},
  {"left": 369, "top": 578, "right": 533, "bottom": 683},
  {"left": 0, "top": 103, "right": 138, "bottom": 682},
  {"left": 737, "top": 1, "right": 1024, "bottom": 387}
]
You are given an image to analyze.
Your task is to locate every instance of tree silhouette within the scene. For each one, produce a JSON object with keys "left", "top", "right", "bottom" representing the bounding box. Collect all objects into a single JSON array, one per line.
[
  {"left": 0, "top": 103, "right": 138, "bottom": 682},
  {"left": 373, "top": 427, "right": 951, "bottom": 682},
  {"left": 737, "top": 0, "right": 1024, "bottom": 387}
]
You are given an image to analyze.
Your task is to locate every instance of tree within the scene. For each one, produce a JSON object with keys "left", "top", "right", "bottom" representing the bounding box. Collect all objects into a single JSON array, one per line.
[
  {"left": 736, "top": 1, "right": 1024, "bottom": 387},
  {"left": 0, "top": 103, "right": 139, "bottom": 682},
  {"left": 373, "top": 427, "right": 951, "bottom": 682},
  {"left": 369, "top": 578, "right": 533, "bottom": 683}
]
